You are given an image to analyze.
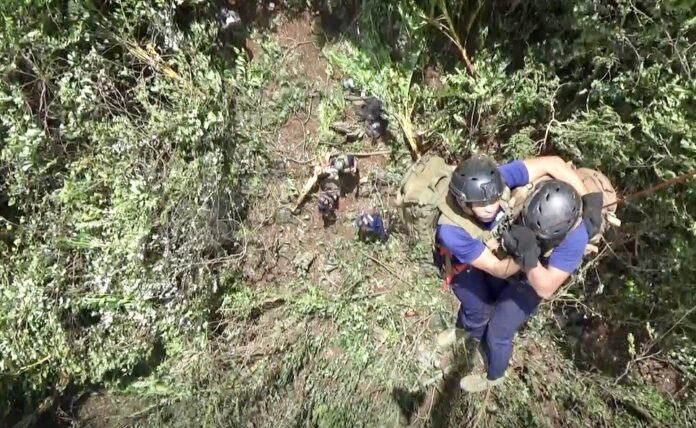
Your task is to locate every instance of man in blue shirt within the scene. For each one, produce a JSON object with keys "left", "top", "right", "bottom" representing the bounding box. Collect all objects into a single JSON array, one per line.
[{"left": 435, "top": 155, "right": 603, "bottom": 393}]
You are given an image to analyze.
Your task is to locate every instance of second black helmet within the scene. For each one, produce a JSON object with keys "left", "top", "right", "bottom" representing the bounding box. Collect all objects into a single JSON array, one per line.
[{"left": 522, "top": 180, "right": 582, "bottom": 246}]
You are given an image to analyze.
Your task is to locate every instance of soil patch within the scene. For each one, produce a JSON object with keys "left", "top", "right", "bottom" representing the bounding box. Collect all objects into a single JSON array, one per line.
[
  {"left": 556, "top": 311, "right": 685, "bottom": 397},
  {"left": 275, "top": 13, "right": 330, "bottom": 87},
  {"left": 242, "top": 147, "right": 391, "bottom": 289},
  {"left": 75, "top": 393, "right": 150, "bottom": 428},
  {"left": 635, "top": 358, "right": 684, "bottom": 397},
  {"left": 274, "top": 110, "right": 319, "bottom": 164}
]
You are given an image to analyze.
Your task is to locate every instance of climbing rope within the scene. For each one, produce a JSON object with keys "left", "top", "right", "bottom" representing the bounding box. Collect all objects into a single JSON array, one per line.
[{"left": 605, "top": 168, "right": 696, "bottom": 209}]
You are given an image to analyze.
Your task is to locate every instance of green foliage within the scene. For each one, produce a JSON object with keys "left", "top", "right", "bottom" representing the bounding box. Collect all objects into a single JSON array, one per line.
[
  {"left": 327, "top": 0, "right": 696, "bottom": 349},
  {"left": 0, "top": 0, "right": 268, "bottom": 418},
  {"left": 2, "top": 0, "right": 696, "bottom": 426}
]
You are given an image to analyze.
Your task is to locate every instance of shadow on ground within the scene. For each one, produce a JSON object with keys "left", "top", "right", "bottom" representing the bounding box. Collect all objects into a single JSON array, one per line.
[{"left": 392, "top": 340, "right": 480, "bottom": 427}]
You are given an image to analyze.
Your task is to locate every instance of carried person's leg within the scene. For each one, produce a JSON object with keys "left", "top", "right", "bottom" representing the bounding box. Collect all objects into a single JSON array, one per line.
[
  {"left": 474, "top": 275, "right": 508, "bottom": 367},
  {"left": 436, "top": 269, "right": 496, "bottom": 375},
  {"left": 486, "top": 281, "right": 541, "bottom": 379}
]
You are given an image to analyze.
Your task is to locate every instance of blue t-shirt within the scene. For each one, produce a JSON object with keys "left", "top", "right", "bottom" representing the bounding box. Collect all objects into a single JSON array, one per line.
[
  {"left": 436, "top": 160, "right": 588, "bottom": 274},
  {"left": 545, "top": 221, "right": 589, "bottom": 273}
]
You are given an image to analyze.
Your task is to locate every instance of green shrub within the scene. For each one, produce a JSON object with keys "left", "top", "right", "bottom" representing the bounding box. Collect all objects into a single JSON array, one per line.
[
  {"left": 0, "top": 0, "right": 266, "bottom": 417},
  {"left": 2, "top": 0, "right": 696, "bottom": 425},
  {"left": 327, "top": 0, "right": 696, "bottom": 329}
]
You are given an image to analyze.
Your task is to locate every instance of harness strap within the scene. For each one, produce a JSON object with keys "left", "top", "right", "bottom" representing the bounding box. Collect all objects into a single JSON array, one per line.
[{"left": 438, "top": 246, "right": 469, "bottom": 291}]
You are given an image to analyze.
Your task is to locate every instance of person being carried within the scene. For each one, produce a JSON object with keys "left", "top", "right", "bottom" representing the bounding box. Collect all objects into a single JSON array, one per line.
[{"left": 434, "top": 155, "right": 603, "bottom": 393}]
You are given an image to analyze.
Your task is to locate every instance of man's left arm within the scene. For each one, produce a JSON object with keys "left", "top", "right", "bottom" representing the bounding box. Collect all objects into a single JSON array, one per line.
[
  {"left": 522, "top": 156, "right": 588, "bottom": 196},
  {"left": 524, "top": 265, "right": 570, "bottom": 300}
]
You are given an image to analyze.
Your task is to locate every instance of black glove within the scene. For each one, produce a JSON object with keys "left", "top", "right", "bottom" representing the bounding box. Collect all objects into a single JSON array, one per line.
[
  {"left": 581, "top": 192, "right": 603, "bottom": 239},
  {"left": 502, "top": 225, "right": 541, "bottom": 269}
]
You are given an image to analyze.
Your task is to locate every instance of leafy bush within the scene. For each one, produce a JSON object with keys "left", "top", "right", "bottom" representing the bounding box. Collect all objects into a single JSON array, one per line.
[
  {"left": 0, "top": 0, "right": 266, "bottom": 418},
  {"left": 2, "top": 0, "right": 696, "bottom": 425},
  {"left": 327, "top": 0, "right": 696, "bottom": 338}
]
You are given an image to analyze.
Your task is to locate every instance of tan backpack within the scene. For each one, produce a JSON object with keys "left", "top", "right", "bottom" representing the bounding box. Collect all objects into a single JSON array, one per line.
[{"left": 508, "top": 166, "right": 621, "bottom": 253}]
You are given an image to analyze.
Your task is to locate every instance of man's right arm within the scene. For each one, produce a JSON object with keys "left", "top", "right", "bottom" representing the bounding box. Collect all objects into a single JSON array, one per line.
[
  {"left": 469, "top": 250, "right": 521, "bottom": 279},
  {"left": 438, "top": 224, "right": 521, "bottom": 279}
]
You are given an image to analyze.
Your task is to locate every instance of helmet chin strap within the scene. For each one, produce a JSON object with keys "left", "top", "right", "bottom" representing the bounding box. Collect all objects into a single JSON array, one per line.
[{"left": 461, "top": 203, "right": 474, "bottom": 216}]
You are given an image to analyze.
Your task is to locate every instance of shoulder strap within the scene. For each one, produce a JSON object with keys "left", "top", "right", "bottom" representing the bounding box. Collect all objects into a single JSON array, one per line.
[
  {"left": 499, "top": 186, "right": 513, "bottom": 215},
  {"left": 437, "top": 195, "right": 489, "bottom": 239},
  {"left": 508, "top": 181, "right": 538, "bottom": 220}
]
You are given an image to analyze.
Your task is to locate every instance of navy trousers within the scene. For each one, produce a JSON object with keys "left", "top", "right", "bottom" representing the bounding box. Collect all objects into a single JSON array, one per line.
[{"left": 451, "top": 268, "right": 541, "bottom": 380}]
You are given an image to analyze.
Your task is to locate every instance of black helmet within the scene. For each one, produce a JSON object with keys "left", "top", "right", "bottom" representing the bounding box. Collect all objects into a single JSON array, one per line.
[
  {"left": 522, "top": 180, "right": 582, "bottom": 246},
  {"left": 449, "top": 155, "right": 505, "bottom": 204}
]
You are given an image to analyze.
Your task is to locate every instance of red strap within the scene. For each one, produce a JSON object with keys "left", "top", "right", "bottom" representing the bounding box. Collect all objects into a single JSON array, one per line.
[
  {"left": 451, "top": 263, "right": 469, "bottom": 275},
  {"left": 438, "top": 246, "right": 468, "bottom": 291},
  {"left": 442, "top": 274, "right": 453, "bottom": 291}
]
